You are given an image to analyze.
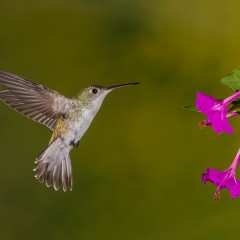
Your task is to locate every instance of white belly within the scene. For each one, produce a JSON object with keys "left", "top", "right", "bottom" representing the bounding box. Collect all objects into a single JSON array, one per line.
[
  {"left": 62, "top": 109, "right": 97, "bottom": 146},
  {"left": 59, "top": 96, "right": 106, "bottom": 146},
  {"left": 73, "top": 112, "right": 94, "bottom": 142}
]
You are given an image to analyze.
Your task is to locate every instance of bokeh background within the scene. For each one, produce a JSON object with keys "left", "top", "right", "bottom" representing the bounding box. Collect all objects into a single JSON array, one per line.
[{"left": 1, "top": 0, "right": 240, "bottom": 239}]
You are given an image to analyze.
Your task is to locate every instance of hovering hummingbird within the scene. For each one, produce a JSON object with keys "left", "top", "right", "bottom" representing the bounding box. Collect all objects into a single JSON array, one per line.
[{"left": 0, "top": 71, "right": 139, "bottom": 191}]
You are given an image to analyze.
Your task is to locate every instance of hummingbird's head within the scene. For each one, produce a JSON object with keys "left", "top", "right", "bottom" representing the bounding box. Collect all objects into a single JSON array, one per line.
[{"left": 76, "top": 82, "right": 140, "bottom": 109}]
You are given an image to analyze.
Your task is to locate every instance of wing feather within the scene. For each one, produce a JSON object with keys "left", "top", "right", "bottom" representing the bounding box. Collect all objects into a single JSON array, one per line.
[{"left": 0, "top": 71, "right": 73, "bottom": 130}]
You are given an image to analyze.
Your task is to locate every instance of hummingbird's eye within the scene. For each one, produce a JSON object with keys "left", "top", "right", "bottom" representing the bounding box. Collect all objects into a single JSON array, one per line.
[{"left": 92, "top": 88, "right": 98, "bottom": 94}]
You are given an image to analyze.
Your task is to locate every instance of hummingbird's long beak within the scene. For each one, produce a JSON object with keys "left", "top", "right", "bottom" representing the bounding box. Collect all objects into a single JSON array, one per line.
[{"left": 107, "top": 82, "right": 140, "bottom": 91}]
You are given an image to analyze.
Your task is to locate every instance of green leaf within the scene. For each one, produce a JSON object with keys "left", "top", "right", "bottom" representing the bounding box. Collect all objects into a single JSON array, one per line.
[
  {"left": 221, "top": 66, "right": 240, "bottom": 90},
  {"left": 182, "top": 105, "right": 199, "bottom": 112}
]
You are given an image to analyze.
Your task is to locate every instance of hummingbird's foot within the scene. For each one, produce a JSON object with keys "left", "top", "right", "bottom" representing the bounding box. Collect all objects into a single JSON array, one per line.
[
  {"left": 75, "top": 141, "right": 80, "bottom": 148},
  {"left": 69, "top": 140, "right": 75, "bottom": 147},
  {"left": 69, "top": 140, "right": 80, "bottom": 148}
]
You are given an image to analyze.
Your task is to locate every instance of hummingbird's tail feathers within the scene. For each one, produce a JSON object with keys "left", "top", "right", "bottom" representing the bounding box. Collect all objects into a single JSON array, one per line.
[{"left": 34, "top": 138, "right": 73, "bottom": 191}]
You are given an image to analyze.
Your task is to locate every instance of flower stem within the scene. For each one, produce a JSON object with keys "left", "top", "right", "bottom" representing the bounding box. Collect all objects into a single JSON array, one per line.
[
  {"left": 230, "top": 148, "right": 240, "bottom": 170},
  {"left": 223, "top": 91, "right": 240, "bottom": 105}
]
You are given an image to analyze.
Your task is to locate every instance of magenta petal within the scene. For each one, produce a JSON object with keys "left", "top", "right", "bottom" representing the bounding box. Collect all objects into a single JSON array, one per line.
[
  {"left": 196, "top": 92, "right": 234, "bottom": 134},
  {"left": 196, "top": 92, "right": 219, "bottom": 114},
  {"left": 202, "top": 168, "right": 229, "bottom": 186},
  {"left": 207, "top": 111, "right": 234, "bottom": 134},
  {"left": 229, "top": 183, "right": 240, "bottom": 198},
  {"left": 202, "top": 167, "right": 240, "bottom": 199}
]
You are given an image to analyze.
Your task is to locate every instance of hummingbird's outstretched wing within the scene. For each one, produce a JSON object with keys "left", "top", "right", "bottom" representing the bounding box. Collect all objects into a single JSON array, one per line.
[{"left": 0, "top": 71, "right": 73, "bottom": 130}]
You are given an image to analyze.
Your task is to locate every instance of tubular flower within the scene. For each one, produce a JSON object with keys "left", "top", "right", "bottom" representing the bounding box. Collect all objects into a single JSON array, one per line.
[
  {"left": 196, "top": 91, "right": 240, "bottom": 134},
  {"left": 202, "top": 149, "right": 240, "bottom": 201},
  {"left": 199, "top": 112, "right": 240, "bottom": 129}
]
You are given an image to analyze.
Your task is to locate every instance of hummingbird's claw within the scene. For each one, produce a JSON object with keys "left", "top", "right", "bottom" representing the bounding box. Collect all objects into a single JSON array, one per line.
[{"left": 70, "top": 140, "right": 80, "bottom": 148}]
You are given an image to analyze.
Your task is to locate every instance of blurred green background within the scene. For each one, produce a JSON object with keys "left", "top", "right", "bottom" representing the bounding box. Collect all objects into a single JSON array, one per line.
[{"left": 1, "top": 0, "right": 240, "bottom": 239}]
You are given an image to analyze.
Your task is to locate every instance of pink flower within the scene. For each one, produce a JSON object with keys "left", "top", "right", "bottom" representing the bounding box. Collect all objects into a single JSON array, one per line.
[
  {"left": 202, "top": 149, "right": 240, "bottom": 200},
  {"left": 196, "top": 91, "right": 240, "bottom": 134}
]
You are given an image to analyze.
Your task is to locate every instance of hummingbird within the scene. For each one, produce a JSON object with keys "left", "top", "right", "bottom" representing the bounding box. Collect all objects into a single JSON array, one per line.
[{"left": 0, "top": 71, "right": 139, "bottom": 191}]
